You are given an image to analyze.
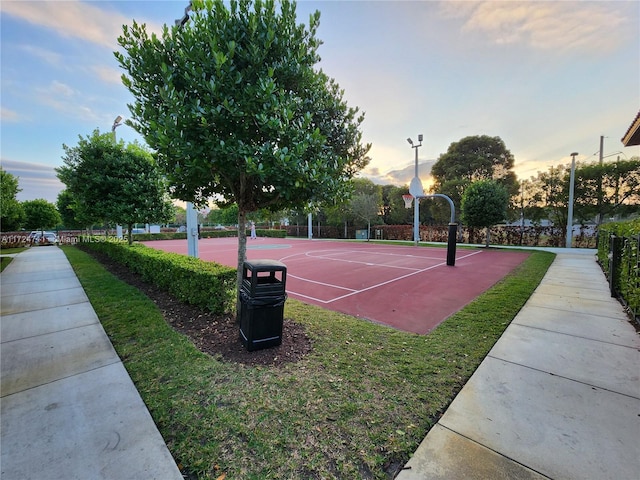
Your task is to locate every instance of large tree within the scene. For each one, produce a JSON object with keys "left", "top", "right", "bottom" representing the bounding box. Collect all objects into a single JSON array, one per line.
[
  {"left": 381, "top": 184, "right": 412, "bottom": 225},
  {"left": 56, "top": 130, "right": 174, "bottom": 244},
  {"left": 521, "top": 157, "right": 640, "bottom": 235},
  {"left": 461, "top": 180, "right": 509, "bottom": 247},
  {"left": 430, "top": 135, "right": 518, "bottom": 222},
  {"left": 0, "top": 168, "right": 25, "bottom": 231},
  {"left": 115, "top": 0, "right": 369, "bottom": 303},
  {"left": 574, "top": 157, "right": 640, "bottom": 222},
  {"left": 349, "top": 193, "right": 380, "bottom": 240},
  {"left": 22, "top": 199, "right": 61, "bottom": 232}
]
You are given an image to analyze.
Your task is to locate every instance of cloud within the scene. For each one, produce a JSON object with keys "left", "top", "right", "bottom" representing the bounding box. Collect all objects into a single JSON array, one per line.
[
  {"left": 361, "top": 159, "right": 436, "bottom": 187},
  {"left": 19, "top": 44, "right": 64, "bottom": 66},
  {"left": 1, "top": 159, "right": 65, "bottom": 203},
  {"left": 91, "top": 65, "right": 124, "bottom": 85},
  {"left": 18, "top": 45, "right": 122, "bottom": 86},
  {"left": 1, "top": 0, "right": 163, "bottom": 49},
  {"left": 439, "top": 0, "right": 630, "bottom": 54},
  {"left": 33, "top": 81, "right": 101, "bottom": 122},
  {"left": 1, "top": 0, "right": 127, "bottom": 48},
  {"left": 49, "top": 80, "right": 75, "bottom": 97},
  {"left": 1, "top": 107, "right": 23, "bottom": 123}
]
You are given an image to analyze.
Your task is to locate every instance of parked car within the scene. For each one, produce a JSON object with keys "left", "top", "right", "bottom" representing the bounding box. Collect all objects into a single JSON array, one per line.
[{"left": 32, "top": 231, "right": 58, "bottom": 245}]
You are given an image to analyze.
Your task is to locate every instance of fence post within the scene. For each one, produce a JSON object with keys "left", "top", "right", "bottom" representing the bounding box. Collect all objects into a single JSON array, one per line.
[{"left": 608, "top": 235, "right": 622, "bottom": 298}]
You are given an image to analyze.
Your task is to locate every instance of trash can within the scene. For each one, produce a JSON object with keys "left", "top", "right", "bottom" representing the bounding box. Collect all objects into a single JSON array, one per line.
[{"left": 239, "top": 259, "right": 287, "bottom": 351}]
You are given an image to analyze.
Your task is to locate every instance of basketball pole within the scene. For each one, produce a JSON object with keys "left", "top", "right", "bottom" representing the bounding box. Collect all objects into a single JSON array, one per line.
[
  {"left": 406, "top": 192, "right": 457, "bottom": 267},
  {"left": 407, "top": 135, "right": 456, "bottom": 265}
]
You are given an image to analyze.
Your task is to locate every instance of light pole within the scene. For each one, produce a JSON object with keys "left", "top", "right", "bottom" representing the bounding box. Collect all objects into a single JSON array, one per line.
[
  {"left": 407, "top": 134, "right": 423, "bottom": 246},
  {"left": 111, "top": 115, "right": 123, "bottom": 141},
  {"left": 566, "top": 152, "right": 578, "bottom": 248},
  {"left": 112, "top": 115, "right": 124, "bottom": 239},
  {"left": 175, "top": 2, "right": 199, "bottom": 258}
]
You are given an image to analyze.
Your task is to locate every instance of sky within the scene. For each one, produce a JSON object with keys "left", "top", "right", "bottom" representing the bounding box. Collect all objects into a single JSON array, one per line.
[{"left": 2, "top": 0, "right": 639, "bottom": 204}]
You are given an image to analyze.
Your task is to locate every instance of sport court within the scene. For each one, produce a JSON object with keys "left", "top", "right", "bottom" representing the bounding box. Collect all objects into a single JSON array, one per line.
[{"left": 143, "top": 237, "right": 529, "bottom": 334}]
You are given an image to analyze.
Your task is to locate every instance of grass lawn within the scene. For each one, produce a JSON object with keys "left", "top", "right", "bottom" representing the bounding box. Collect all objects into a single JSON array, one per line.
[
  {"left": 62, "top": 245, "right": 554, "bottom": 479},
  {"left": 0, "top": 247, "right": 28, "bottom": 272}
]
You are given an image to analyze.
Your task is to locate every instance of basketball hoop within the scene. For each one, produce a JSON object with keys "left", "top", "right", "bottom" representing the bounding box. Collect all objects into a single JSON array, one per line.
[{"left": 402, "top": 194, "right": 413, "bottom": 209}]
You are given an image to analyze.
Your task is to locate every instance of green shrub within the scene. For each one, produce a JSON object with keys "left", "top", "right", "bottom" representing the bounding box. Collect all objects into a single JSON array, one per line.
[
  {"left": 128, "top": 229, "right": 285, "bottom": 241},
  {"left": 598, "top": 219, "right": 640, "bottom": 321},
  {"left": 244, "top": 228, "right": 287, "bottom": 238},
  {"left": 78, "top": 238, "right": 235, "bottom": 313}
]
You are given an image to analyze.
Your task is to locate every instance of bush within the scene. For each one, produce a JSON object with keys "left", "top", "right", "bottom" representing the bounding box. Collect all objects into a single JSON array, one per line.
[
  {"left": 598, "top": 219, "right": 640, "bottom": 322},
  {"left": 78, "top": 238, "right": 236, "bottom": 313},
  {"left": 129, "top": 229, "right": 286, "bottom": 241},
  {"left": 0, "top": 234, "right": 30, "bottom": 248},
  {"left": 244, "top": 229, "right": 287, "bottom": 238}
]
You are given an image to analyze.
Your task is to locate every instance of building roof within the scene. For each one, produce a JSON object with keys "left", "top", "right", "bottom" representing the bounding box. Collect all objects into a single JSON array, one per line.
[{"left": 621, "top": 110, "right": 640, "bottom": 146}]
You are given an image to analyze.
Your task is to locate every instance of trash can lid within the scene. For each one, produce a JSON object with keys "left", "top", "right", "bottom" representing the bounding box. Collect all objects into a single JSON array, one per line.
[{"left": 243, "top": 259, "right": 287, "bottom": 271}]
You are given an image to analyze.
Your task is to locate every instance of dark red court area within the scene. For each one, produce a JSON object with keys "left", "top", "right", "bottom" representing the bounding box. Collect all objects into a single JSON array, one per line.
[{"left": 143, "top": 238, "right": 529, "bottom": 334}]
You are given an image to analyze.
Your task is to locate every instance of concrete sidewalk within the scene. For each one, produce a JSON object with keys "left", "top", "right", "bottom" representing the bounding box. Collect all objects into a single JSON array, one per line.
[
  {"left": 397, "top": 249, "right": 640, "bottom": 480},
  {"left": 1, "top": 247, "right": 182, "bottom": 480}
]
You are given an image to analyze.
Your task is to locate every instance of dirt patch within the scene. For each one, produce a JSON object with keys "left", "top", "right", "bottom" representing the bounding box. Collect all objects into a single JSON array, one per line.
[{"left": 84, "top": 249, "right": 313, "bottom": 367}]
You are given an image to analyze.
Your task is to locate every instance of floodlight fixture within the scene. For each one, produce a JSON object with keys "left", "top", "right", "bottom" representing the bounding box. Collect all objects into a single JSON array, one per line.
[
  {"left": 407, "top": 138, "right": 413, "bottom": 145},
  {"left": 112, "top": 115, "right": 123, "bottom": 130},
  {"left": 418, "top": 134, "right": 423, "bottom": 142}
]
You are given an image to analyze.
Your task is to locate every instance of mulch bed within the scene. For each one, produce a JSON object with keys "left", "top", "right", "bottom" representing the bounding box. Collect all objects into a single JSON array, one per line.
[{"left": 83, "top": 249, "right": 313, "bottom": 367}]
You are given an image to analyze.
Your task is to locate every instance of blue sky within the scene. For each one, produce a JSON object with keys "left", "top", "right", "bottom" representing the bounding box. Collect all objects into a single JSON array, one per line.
[{"left": 2, "top": 0, "right": 639, "bottom": 203}]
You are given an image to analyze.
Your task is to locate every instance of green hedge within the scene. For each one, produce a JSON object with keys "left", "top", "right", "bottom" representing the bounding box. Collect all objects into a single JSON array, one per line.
[
  {"left": 597, "top": 218, "right": 639, "bottom": 322},
  {"left": 78, "top": 238, "right": 236, "bottom": 314},
  {"left": 130, "top": 229, "right": 286, "bottom": 242}
]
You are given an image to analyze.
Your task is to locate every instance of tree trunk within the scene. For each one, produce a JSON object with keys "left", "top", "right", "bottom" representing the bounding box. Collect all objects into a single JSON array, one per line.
[
  {"left": 127, "top": 223, "right": 133, "bottom": 245},
  {"left": 236, "top": 208, "right": 247, "bottom": 319}
]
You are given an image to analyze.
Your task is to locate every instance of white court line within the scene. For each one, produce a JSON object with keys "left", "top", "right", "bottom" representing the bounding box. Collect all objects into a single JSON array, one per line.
[
  {"left": 305, "top": 248, "right": 443, "bottom": 261},
  {"left": 286, "top": 250, "right": 483, "bottom": 304},
  {"left": 287, "top": 274, "right": 357, "bottom": 292},
  {"left": 288, "top": 248, "right": 443, "bottom": 271}
]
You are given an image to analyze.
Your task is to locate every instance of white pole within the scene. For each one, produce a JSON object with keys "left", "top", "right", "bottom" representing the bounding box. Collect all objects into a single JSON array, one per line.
[
  {"left": 566, "top": 152, "right": 578, "bottom": 248},
  {"left": 307, "top": 212, "right": 313, "bottom": 239},
  {"left": 414, "top": 145, "right": 420, "bottom": 245},
  {"left": 408, "top": 135, "right": 423, "bottom": 246},
  {"left": 187, "top": 201, "right": 199, "bottom": 257},
  {"left": 112, "top": 116, "right": 123, "bottom": 238}
]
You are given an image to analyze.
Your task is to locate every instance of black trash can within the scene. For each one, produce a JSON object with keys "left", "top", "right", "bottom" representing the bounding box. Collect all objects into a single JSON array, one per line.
[{"left": 239, "top": 259, "right": 287, "bottom": 351}]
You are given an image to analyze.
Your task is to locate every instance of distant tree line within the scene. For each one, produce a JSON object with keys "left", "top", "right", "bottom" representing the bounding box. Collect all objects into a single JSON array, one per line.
[{"left": 205, "top": 135, "right": 638, "bottom": 246}]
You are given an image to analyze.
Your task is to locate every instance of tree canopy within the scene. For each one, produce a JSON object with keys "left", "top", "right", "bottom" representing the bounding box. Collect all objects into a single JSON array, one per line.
[
  {"left": 519, "top": 156, "right": 640, "bottom": 231},
  {"left": 115, "top": 0, "right": 369, "bottom": 300},
  {"left": 461, "top": 180, "right": 509, "bottom": 247},
  {"left": 56, "top": 130, "right": 173, "bottom": 244},
  {"left": 0, "top": 168, "right": 25, "bottom": 231},
  {"left": 430, "top": 135, "right": 518, "bottom": 221},
  {"left": 116, "top": 0, "right": 368, "bottom": 211},
  {"left": 22, "top": 199, "right": 61, "bottom": 232}
]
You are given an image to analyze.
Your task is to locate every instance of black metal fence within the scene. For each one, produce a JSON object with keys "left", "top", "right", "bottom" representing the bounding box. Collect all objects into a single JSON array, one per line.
[{"left": 598, "top": 233, "right": 640, "bottom": 325}]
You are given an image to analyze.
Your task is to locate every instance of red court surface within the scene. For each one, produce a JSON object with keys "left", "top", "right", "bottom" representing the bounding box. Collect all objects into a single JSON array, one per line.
[{"left": 143, "top": 238, "right": 529, "bottom": 334}]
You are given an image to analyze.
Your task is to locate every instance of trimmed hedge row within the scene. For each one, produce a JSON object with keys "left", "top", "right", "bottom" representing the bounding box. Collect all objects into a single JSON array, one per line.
[
  {"left": 78, "top": 238, "right": 236, "bottom": 314},
  {"left": 597, "top": 218, "right": 639, "bottom": 322},
  {"left": 131, "top": 229, "right": 286, "bottom": 242}
]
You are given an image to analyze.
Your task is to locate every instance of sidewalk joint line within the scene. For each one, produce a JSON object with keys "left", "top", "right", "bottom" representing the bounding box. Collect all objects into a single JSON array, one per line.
[
  {"left": 436, "top": 424, "right": 553, "bottom": 479},
  {"left": 486, "top": 355, "right": 640, "bottom": 400}
]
